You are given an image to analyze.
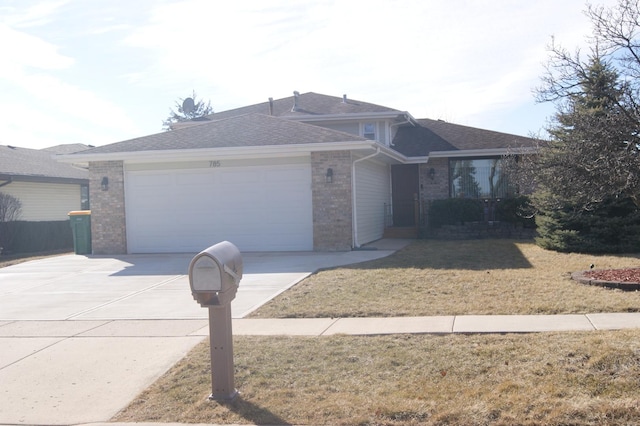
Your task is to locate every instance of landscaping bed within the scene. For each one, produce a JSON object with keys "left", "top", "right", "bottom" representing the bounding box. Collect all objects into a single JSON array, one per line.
[{"left": 572, "top": 268, "right": 640, "bottom": 291}]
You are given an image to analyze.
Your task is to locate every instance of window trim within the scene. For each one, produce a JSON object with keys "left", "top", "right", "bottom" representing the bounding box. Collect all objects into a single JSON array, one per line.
[
  {"left": 361, "top": 122, "right": 377, "bottom": 140},
  {"left": 448, "top": 156, "right": 511, "bottom": 200}
]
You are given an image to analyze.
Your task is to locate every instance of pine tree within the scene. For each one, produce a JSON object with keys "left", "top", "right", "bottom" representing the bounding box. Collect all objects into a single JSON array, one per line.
[
  {"left": 162, "top": 90, "right": 213, "bottom": 130},
  {"left": 533, "top": 58, "right": 640, "bottom": 252}
]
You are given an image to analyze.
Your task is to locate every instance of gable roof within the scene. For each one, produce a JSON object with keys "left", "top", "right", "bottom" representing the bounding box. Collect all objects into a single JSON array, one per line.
[
  {"left": 0, "top": 145, "right": 88, "bottom": 183},
  {"left": 173, "top": 92, "right": 405, "bottom": 128},
  {"left": 65, "top": 113, "right": 371, "bottom": 157},
  {"left": 56, "top": 92, "right": 538, "bottom": 165},
  {"left": 392, "top": 118, "right": 538, "bottom": 157},
  {"left": 42, "top": 144, "right": 93, "bottom": 154}
]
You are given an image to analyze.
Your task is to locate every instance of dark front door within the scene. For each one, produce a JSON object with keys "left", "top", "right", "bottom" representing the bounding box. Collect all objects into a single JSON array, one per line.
[{"left": 391, "top": 164, "right": 419, "bottom": 226}]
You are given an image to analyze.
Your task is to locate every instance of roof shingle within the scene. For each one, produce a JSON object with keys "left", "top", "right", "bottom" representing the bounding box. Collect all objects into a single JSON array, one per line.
[
  {"left": 391, "top": 118, "right": 538, "bottom": 156},
  {"left": 176, "top": 92, "right": 402, "bottom": 125},
  {"left": 0, "top": 145, "right": 88, "bottom": 181},
  {"left": 80, "top": 113, "right": 368, "bottom": 155}
]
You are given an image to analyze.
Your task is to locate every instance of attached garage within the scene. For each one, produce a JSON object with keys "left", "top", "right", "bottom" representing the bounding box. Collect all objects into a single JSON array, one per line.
[
  {"left": 124, "top": 161, "right": 313, "bottom": 253},
  {"left": 58, "top": 111, "right": 409, "bottom": 254}
]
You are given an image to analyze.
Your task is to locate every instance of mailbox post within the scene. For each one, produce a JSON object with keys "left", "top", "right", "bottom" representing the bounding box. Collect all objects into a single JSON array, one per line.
[{"left": 188, "top": 241, "right": 243, "bottom": 401}]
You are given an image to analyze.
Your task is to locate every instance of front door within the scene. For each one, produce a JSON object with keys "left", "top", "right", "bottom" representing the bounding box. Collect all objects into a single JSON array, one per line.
[{"left": 391, "top": 164, "right": 419, "bottom": 227}]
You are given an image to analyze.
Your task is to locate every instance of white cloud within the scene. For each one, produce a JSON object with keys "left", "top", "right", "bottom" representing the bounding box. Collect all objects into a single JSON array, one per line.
[
  {"left": 0, "top": 23, "right": 74, "bottom": 72},
  {"left": 0, "top": 0, "right": 71, "bottom": 28},
  {"left": 0, "top": 2, "right": 144, "bottom": 148},
  {"left": 123, "top": 0, "right": 605, "bottom": 124}
]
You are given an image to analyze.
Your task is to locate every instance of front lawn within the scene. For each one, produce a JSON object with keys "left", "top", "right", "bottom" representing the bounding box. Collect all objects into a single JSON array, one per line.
[
  {"left": 113, "top": 239, "right": 640, "bottom": 425},
  {"left": 249, "top": 239, "right": 640, "bottom": 317},
  {"left": 114, "top": 331, "right": 640, "bottom": 425}
]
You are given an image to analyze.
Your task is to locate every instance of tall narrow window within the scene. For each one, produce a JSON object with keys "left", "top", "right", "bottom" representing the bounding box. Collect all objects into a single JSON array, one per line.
[
  {"left": 81, "top": 184, "right": 90, "bottom": 210},
  {"left": 363, "top": 123, "right": 376, "bottom": 140}
]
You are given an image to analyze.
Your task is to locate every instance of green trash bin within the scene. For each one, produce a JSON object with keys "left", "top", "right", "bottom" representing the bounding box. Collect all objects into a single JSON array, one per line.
[{"left": 69, "top": 210, "right": 92, "bottom": 255}]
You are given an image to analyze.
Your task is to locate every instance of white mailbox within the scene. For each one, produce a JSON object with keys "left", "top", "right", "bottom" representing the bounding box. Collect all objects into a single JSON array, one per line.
[{"left": 188, "top": 241, "right": 242, "bottom": 307}]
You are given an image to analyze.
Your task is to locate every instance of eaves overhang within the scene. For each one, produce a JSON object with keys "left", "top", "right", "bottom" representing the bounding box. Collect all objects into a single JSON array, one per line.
[
  {"left": 0, "top": 173, "right": 88, "bottom": 185},
  {"left": 55, "top": 140, "right": 413, "bottom": 166},
  {"left": 428, "top": 146, "right": 538, "bottom": 158},
  {"left": 402, "top": 156, "right": 430, "bottom": 164}
]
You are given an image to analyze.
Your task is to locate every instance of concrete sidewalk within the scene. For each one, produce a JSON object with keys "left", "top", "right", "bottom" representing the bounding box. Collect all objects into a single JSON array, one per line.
[{"left": 232, "top": 312, "right": 640, "bottom": 336}]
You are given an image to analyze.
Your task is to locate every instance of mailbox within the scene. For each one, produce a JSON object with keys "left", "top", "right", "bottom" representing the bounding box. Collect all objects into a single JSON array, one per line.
[
  {"left": 188, "top": 241, "right": 243, "bottom": 401},
  {"left": 189, "top": 241, "right": 243, "bottom": 307}
]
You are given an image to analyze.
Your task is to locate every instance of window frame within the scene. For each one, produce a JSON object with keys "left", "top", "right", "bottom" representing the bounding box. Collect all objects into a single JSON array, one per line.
[
  {"left": 362, "top": 122, "right": 377, "bottom": 140},
  {"left": 448, "top": 156, "right": 512, "bottom": 200},
  {"left": 81, "top": 184, "right": 90, "bottom": 210}
]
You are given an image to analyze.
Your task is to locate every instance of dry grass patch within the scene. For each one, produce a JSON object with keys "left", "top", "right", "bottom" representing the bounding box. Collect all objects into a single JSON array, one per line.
[
  {"left": 114, "top": 330, "right": 640, "bottom": 425},
  {"left": 0, "top": 250, "right": 71, "bottom": 269},
  {"left": 250, "top": 239, "right": 640, "bottom": 318}
]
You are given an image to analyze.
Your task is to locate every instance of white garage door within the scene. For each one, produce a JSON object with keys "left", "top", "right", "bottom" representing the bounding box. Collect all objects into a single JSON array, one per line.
[{"left": 125, "top": 164, "right": 313, "bottom": 253}]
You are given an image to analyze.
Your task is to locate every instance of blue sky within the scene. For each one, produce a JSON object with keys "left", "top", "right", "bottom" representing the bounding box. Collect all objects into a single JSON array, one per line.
[{"left": 1, "top": 0, "right": 617, "bottom": 149}]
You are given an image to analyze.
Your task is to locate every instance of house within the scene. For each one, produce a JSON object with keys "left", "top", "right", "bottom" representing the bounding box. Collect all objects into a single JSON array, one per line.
[
  {"left": 56, "top": 92, "right": 537, "bottom": 254},
  {"left": 0, "top": 144, "right": 90, "bottom": 221}
]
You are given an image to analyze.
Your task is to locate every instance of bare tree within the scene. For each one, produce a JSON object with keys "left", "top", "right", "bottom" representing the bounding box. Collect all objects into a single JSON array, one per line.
[
  {"left": 0, "top": 192, "right": 22, "bottom": 254},
  {"left": 516, "top": 0, "right": 640, "bottom": 210},
  {"left": 0, "top": 192, "right": 21, "bottom": 223}
]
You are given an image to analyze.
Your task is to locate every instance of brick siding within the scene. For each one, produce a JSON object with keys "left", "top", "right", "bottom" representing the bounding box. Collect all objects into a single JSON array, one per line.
[
  {"left": 419, "top": 158, "right": 449, "bottom": 201},
  {"left": 88, "top": 161, "right": 127, "bottom": 254},
  {"left": 311, "top": 151, "right": 353, "bottom": 251}
]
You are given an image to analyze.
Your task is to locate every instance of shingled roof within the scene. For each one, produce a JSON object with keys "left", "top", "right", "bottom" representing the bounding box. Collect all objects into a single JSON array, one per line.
[
  {"left": 58, "top": 92, "right": 538, "bottom": 161},
  {"left": 42, "top": 144, "right": 93, "bottom": 154},
  {"left": 78, "top": 113, "right": 368, "bottom": 155},
  {"left": 391, "top": 118, "right": 538, "bottom": 157},
  {"left": 173, "top": 92, "right": 403, "bottom": 127},
  {"left": 0, "top": 145, "right": 88, "bottom": 183}
]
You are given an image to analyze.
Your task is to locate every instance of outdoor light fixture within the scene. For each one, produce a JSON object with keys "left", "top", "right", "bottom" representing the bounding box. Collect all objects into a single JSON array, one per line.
[
  {"left": 101, "top": 176, "right": 109, "bottom": 191},
  {"left": 428, "top": 168, "right": 435, "bottom": 180},
  {"left": 326, "top": 168, "right": 334, "bottom": 183}
]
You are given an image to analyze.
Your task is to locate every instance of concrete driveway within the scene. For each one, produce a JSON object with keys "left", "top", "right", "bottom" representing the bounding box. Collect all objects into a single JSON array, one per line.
[{"left": 0, "top": 240, "right": 409, "bottom": 425}]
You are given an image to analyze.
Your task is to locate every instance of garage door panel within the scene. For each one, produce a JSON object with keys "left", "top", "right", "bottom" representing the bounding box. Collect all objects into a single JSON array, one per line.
[
  {"left": 175, "top": 170, "right": 215, "bottom": 185},
  {"left": 134, "top": 173, "right": 174, "bottom": 187},
  {"left": 125, "top": 164, "right": 312, "bottom": 252},
  {"left": 219, "top": 169, "right": 259, "bottom": 184}
]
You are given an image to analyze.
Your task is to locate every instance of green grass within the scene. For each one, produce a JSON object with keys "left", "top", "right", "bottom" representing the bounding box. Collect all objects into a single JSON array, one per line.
[{"left": 249, "top": 239, "right": 640, "bottom": 317}]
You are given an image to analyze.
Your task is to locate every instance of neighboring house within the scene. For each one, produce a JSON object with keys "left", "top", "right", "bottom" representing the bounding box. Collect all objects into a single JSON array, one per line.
[
  {"left": 0, "top": 144, "right": 90, "bottom": 221},
  {"left": 56, "top": 92, "right": 537, "bottom": 254}
]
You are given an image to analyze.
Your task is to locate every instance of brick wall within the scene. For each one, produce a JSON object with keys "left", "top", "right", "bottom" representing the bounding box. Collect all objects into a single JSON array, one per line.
[
  {"left": 89, "top": 161, "right": 127, "bottom": 254},
  {"left": 419, "top": 158, "right": 449, "bottom": 201},
  {"left": 311, "top": 151, "right": 353, "bottom": 251}
]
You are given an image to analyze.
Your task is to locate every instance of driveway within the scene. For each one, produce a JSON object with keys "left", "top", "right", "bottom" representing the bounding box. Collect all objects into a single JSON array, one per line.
[{"left": 0, "top": 240, "right": 409, "bottom": 425}]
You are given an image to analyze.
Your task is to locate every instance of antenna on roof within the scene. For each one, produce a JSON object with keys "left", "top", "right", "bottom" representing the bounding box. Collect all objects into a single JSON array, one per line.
[{"left": 182, "top": 97, "right": 195, "bottom": 115}]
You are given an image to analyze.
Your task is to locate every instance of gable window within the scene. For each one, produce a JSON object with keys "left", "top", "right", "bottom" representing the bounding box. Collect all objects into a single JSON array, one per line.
[
  {"left": 362, "top": 122, "right": 376, "bottom": 140},
  {"left": 449, "top": 157, "right": 514, "bottom": 199}
]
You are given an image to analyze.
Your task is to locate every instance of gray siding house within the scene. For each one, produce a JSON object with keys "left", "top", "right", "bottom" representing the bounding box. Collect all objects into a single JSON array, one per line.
[{"left": 57, "top": 92, "right": 536, "bottom": 254}]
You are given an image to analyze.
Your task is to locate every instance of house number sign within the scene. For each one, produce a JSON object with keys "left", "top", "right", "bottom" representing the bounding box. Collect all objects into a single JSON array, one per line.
[{"left": 209, "top": 161, "right": 221, "bottom": 168}]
